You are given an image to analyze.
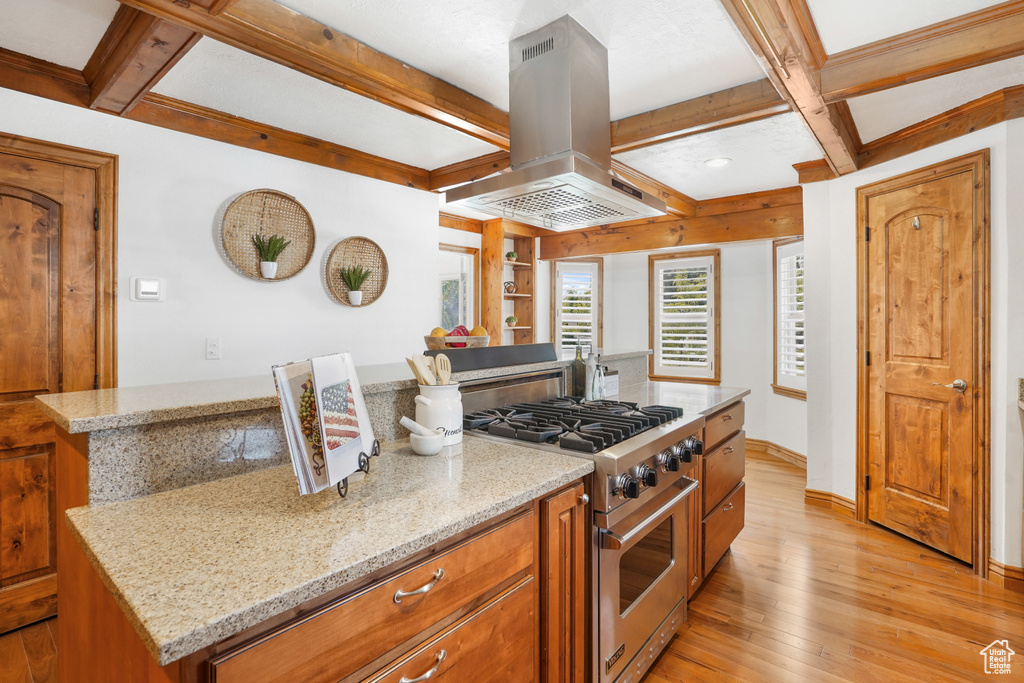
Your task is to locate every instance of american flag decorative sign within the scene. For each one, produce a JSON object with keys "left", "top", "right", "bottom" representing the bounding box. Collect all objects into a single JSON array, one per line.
[{"left": 320, "top": 380, "right": 360, "bottom": 451}]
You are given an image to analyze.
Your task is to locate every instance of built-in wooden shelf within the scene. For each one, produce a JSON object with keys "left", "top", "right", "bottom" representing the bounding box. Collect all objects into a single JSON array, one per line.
[
  {"left": 503, "top": 293, "right": 531, "bottom": 299},
  {"left": 504, "top": 261, "right": 532, "bottom": 268},
  {"left": 504, "top": 326, "right": 532, "bottom": 330}
]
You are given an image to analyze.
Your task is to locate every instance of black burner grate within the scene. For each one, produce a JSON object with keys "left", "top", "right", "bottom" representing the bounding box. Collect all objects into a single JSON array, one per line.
[{"left": 463, "top": 398, "right": 684, "bottom": 453}]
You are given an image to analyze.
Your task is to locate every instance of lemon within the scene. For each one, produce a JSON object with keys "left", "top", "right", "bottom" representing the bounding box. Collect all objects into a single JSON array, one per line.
[
  {"left": 469, "top": 326, "right": 488, "bottom": 337},
  {"left": 430, "top": 327, "right": 447, "bottom": 337}
]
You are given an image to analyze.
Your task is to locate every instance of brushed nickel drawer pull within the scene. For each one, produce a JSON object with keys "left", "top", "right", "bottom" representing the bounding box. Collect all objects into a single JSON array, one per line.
[
  {"left": 691, "top": 575, "right": 699, "bottom": 585},
  {"left": 723, "top": 503, "right": 735, "bottom": 512},
  {"left": 399, "top": 650, "right": 447, "bottom": 682},
  {"left": 724, "top": 446, "right": 734, "bottom": 454},
  {"left": 394, "top": 568, "right": 445, "bottom": 604},
  {"left": 579, "top": 493, "right": 590, "bottom": 506},
  {"left": 722, "top": 414, "right": 734, "bottom": 421}
]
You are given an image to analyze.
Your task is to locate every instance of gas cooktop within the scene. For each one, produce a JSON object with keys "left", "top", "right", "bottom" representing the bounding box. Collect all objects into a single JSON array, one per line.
[{"left": 463, "top": 397, "right": 684, "bottom": 454}]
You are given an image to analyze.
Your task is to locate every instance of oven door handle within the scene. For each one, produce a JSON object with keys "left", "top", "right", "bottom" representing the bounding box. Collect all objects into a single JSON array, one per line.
[{"left": 601, "top": 477, "right": 699, "bottom": 551}]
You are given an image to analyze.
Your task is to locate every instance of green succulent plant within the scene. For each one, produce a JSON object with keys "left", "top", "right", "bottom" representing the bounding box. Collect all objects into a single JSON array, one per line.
[
  {"left": 252, "top": 233, "right": 291, "bottom": 262},
  {"left": 505, "top": 316, "right": 518, "bottom": 325},
  {"left": 340, "top": 265, "right": 373, "bottom": 291},
  {"left": 505, "top": 251, "right": 518, "bottom": 259}
]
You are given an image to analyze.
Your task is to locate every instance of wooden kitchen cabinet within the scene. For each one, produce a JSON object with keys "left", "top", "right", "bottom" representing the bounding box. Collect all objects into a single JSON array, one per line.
[
  {"left": 540, "top": 481, "right": 587, "bottom": 683},
  {"left": 62, "top": 477, "right": 592, "bottom": 682},
  {"left": 688, "top": 401, "right": 746, "bottom": 598},
  {"left": 210, "top": 509, "right": 539, "bottom": 683}
]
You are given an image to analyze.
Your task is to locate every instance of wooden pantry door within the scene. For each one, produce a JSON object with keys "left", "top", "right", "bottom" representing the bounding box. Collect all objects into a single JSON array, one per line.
[
  {"left": 0, "top": 134, "right": 116, "bottom": 633},
  {"left": 857, "top": 151, "right": 989, "bottom": 568}
]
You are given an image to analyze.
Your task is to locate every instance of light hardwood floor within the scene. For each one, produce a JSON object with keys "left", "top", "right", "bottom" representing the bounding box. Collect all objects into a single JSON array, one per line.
[
  {"left": 646, "top": 452, "right": 1024, "bottom": 682},
  {"left": 5, "top": 453, "right": 1020, "bottom": 682},
  {"left": 0, "top": 619, "right": 56, "bottom": 683}
]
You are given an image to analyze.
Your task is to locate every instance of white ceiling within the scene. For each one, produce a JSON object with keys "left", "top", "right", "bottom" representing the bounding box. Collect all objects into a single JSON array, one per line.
[
  {"left": 0, "top": 0, "right": 119, "bottom": 69},
  {"left": 153, "top": 39, "right": 500, "bottom": 170},
  {"left": 274, "top": 0, "right": 766, "bottom": 120},
  {"left": 614, "top": 113, "right": 822, "bottom": 199},
  {"left": 848, "top": 55, "right": 1024, "bottom": 142},
  {"left": 805, "top": 0, "right": 1006, "bottom": 54}
]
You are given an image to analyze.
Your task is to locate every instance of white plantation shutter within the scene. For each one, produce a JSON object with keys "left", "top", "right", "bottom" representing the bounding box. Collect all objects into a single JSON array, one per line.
[
  {"left": 653, "top": 255, "right": 715, "bottom": 378},
  {"left": 776, "top": 241, "right": 806, "bottom": 391},
  {"left": 555, "top": 261, "right": 599, "bottom": 358}
]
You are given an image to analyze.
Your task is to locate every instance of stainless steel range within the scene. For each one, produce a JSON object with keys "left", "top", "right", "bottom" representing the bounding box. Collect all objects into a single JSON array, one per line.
[{"left": 460, "top": 370, "right": 703, "bottom": 683}]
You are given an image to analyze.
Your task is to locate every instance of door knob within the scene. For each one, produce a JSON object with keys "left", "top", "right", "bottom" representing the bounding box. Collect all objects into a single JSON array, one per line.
[{"left": 932, "top": 379, "right": 967, "bottom": 392}]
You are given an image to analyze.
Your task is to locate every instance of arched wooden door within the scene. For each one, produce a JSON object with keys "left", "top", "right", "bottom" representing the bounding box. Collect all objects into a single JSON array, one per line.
[{"left": 0, "top": 139, "right": 115, "bottom": 633}]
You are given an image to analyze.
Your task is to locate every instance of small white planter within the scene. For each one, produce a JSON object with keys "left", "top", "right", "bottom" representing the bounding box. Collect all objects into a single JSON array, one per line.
[
  {"left": 348, "top": 290, "right": 363, "bottom": 306},
  {"left": 260, "top": 261, "right": 278, "bottom": 279}
]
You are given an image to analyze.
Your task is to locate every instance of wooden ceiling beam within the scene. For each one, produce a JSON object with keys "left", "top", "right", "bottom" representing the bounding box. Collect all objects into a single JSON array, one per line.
[
  {"left": 116, "top": 0, "right": 511, "bottom": 149},
  {"left": 83, "top": 5, "right": 200, "bottom": 116},
  {"left": 0, "top": 48, "right": 431, "bottom": 190},
  {"left": 439, "top": 213, "right": 484, "bottom": 234},
  {"left": 610, "top": 78, "right": 790, "bottom": 153},
  {"left": 694, "top": 185, "right": 801, "bottom": 216},
  {"left": 717, "top": 0, "right": 859, "bottom": 175},
  {"left": 538, "top": 201, "right": 802, "bottom": 260},
  {"left": 610, "top": 160, "right": 698, "bottom": 216},
  {"left": 857, "top": 85, "right": 1024, "bottom": 169},
  {"left": 820, "top": 1, "right": 1024, "bottom": 103},
  {"left": 793, "top": 86, "right": 1024, "bottom": 182},
  {"left": 429, "top": 152, "right": 511, "bottom": 192}
]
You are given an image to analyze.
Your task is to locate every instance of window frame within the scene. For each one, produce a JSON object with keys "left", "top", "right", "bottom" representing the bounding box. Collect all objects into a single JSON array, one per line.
[
  {"left": 438, "top": 243, "right": 480, "bottom": 330},
  {"left": 648, "top": 249, "right": 721, "bottom": 385},
  {"left": 772, "top": 237, "right": 806, "bottom": 400},
  {"left": 550, "top": 258, "right": 603, "bottom": 358}
]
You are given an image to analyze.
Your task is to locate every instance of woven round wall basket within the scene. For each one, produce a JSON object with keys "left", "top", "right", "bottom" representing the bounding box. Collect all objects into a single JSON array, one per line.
[
  {"left": 325, "top": 237, "right": 389, "bottom": 307},
  {"left": 221, "top": 189, "right": 315, "bottom": 281}
]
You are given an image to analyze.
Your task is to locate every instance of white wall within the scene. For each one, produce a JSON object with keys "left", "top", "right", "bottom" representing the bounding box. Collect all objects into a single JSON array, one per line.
[
  {"left": 1, "top": 88, "right": 439, "bottom": 386},
  {"left": 592, "top": 243, "right": 808, "bottom": 452},
  {"left": 803, "top": 120, "right": 1023, "bottom": 566}
]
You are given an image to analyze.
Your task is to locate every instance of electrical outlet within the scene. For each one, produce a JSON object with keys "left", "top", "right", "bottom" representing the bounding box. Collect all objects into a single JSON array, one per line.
[{"left": 206, "top": 338, "right": 221, "bottom": 360}]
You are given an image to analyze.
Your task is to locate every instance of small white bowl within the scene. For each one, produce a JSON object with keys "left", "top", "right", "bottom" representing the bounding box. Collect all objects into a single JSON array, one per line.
[{"left": 410, "top": 429, "right": 445, "bottom": 456}]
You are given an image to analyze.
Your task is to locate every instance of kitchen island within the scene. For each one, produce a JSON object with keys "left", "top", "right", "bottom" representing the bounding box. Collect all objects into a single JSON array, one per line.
[{"left": 39, "top": 360, "right": 745, "bottom": 681}]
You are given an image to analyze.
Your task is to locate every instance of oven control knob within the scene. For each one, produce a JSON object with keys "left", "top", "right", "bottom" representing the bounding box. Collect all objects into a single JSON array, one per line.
[
  {"left": 685, "top": 435, "right": 704, "bottom": 456},
  {"left": 615, "top": 474, "right": 641, "bottom": 500},
  {"left": 677, "top": 441, "right": 694, "bottom": 462},
  {"left": 656, "top": 450, "right": 676, "bottom": 472},
  {"left": 637, "top": 464, "right": 658, "bottom": 488}
]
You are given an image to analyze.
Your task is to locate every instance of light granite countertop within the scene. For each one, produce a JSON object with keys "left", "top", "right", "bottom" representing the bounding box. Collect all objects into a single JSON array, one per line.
[
  {"left": 37, "top": 350, "right": 653, "bottom": 434},
  {"left": 65, "top": 437, "right": 593, "bottom": 665},
  {"left": 616, "top": 381, "right": 750, "bottom": 417}
]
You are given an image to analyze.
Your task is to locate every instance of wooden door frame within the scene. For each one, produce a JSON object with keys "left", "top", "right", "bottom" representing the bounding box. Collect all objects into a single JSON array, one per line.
[
  {"left": 855, "top": 150, "right": 990, "bottom": 575},
  {"left": 438, "top": 242, "right": 480, "bottom": 328},
  {"left": 0, "top": 132, "right": 118, "bottom": 388}
]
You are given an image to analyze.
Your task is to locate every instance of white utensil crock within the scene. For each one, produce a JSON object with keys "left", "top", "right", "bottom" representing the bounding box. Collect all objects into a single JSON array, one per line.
[{"left": 414, "top": 383, "right": 463, "bottom": 446}]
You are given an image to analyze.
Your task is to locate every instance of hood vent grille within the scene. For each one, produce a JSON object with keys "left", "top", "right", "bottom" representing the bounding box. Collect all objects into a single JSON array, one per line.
[
  {"left": 522, "top": 36, "right": 554, "bottom": 62},
  {"left": 445, "top": 16, "right": 667, "bottom": 230}
]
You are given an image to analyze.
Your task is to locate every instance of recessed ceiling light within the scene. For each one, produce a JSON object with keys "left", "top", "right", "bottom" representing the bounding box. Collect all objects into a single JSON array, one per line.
[{"left": 704, "top": 157, "right": 732, "bottom": 168}]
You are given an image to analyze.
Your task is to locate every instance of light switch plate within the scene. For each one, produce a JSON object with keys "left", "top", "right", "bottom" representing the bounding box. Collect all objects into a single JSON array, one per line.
[{"left": 129, "top": 277, "right": 164, "bottom": 302}]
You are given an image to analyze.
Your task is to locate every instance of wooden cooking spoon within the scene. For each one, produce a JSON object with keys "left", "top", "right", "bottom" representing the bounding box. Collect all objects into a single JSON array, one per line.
[{"left": 435, "top": 354, "right": 452, "bottom": 386}]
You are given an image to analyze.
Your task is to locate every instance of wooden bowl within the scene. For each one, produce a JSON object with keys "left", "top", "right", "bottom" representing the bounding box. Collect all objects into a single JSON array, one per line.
[{"left": 424, "top": 335, "right": 490, "bottom": 350}]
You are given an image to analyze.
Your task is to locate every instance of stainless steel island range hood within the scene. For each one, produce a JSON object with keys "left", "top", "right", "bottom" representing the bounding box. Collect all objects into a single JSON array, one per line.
[{"left": 446, "top": 16, "right": 667, "bottom": 231}]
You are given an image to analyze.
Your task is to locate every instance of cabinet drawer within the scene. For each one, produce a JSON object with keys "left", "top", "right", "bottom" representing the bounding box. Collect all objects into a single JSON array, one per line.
[
  {"left": 704, "top": 402, "right": 744, "bottom": 451},
  {"left": 702, "top": 430, "right": 745, "bottom": 514},
  {"left": 702, "top": 483, "right": 745, "bottom": 577},
  {"left": 211, "top": 511, "right": 536, "bottom": 683},
  {"left": 366, "top": 577, "right": 536, "bottom": 683}
]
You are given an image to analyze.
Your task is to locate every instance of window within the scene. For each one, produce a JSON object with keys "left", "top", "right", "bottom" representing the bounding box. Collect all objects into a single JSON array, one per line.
[
  {"left": 438, "top": 244, "right": 478, "bottom": 330},
  {"left": 649, "top": 250, "right": 720, "bottom": 382},
  {"left": 773, "top": 238, "right": 806, "bottom": 398},
  {"left": 551, "top": 259, "right": 602, "bottom": 358}
]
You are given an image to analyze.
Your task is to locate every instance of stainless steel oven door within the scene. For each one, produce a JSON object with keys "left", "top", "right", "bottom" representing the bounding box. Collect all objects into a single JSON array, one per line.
[{"left": 597, "top": 477, "right": 697, "bottom": 683}]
